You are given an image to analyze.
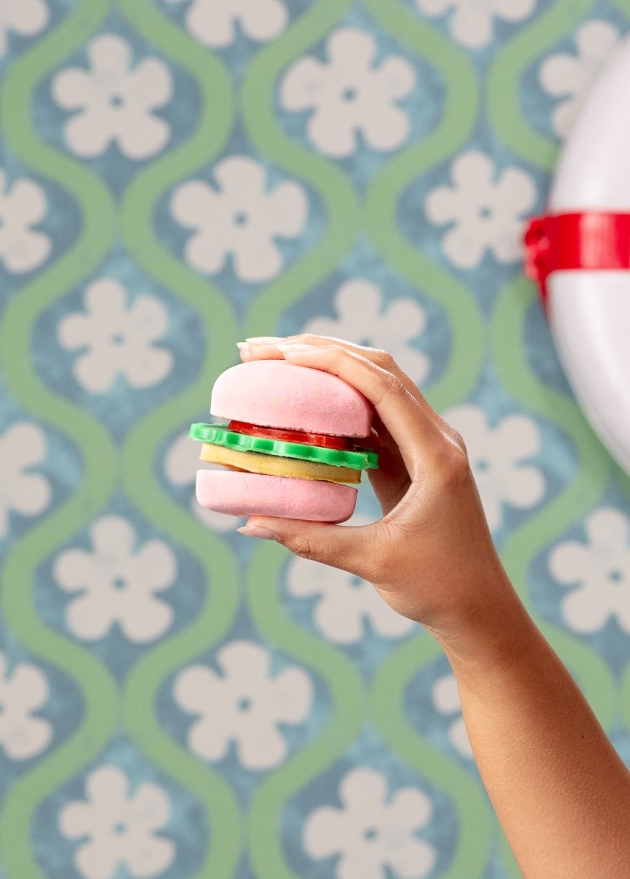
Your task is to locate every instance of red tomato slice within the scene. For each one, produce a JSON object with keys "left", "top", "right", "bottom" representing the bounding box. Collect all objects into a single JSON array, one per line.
[{"left": 227, "top": 420, "right": 354, "bottom": 450}]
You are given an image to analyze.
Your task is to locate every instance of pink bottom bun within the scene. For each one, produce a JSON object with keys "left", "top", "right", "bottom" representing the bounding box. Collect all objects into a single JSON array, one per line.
[{"left": 196, "top": 469, "right": 357, "bottom": 523}]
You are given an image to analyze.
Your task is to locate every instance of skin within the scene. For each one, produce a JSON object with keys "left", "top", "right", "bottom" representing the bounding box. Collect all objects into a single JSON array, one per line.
[{"left": 236, "top": 334, "right": 630, "bottom": 879}]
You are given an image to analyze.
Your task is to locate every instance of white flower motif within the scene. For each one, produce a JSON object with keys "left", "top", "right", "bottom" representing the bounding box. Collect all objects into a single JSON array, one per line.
[
  {"left": 415, "top": 0, "right": 535, "bottom": 48},
  {"left": 287, "top": 556, "right": 416, "bottom": 644},
  {"left": 539, "top": 21, "right": 620, "bottom": 139},
  {"left": 173, "top": 640, "right": 313, "bottom": 770},
  {"left": 432, "top": 674, "right": 473, "bottom": 759},
  {"left": 425, "top": 151, "right": 536, "bottom": 269},
  {"left": 0, "top": 0, "right": 49, "bottom": 56},
  {"left": 306, "top": 278, "right": 428, "bottom": 379},
  {"left": 57, "top": 277, "right": 172, "bottom": 393},
  {"left": 171, "top": 156, "right": 308, "bottom": 283},
  {"left": 51, "top": 33, "right": 173, "bottom": 159},
  {"left": 549, "top": 508, "right": 630, "bottom": 634},
  {"left": 0, "top": 652, "right": 52, "bottom": 760},
  {"left": 303, "top": 279, "right": 429, "bottom": 385},
  {"left": 443, "top": 405, "right": 545, "bottom": 531},
  {"left": 280, "top": 27, "right": 416, "bottom": 158},
  {"left": 164, "top": 430, "right": 244, "bottom": 531},
  {"left": 165, "top": 0, "right": 288, "bottom": 48},
  {"left": 0, "top": 422, "right": 51, "bottom": 538},
  {"left": 304, "top": 767, "right": 436, "bottom": 879},
  {"left": 53, "top": 515, "right": 176, "bottom": 643},
  {"left": 0, "top": 169, "right": 51, "bottom": 273},
  {"left": 59, "top": 765, "right": 175, "bottom": 879}
]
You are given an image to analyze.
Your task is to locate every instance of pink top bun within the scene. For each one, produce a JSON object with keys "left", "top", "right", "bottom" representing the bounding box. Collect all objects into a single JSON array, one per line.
[{"left": 210, "top": 360, "right": 373, "bottom": 437}]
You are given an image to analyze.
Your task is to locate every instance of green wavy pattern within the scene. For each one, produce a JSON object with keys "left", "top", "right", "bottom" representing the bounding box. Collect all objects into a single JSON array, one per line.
[
  {"left": 0, "top": 2, "right": 119, "bottom": 875},
  {"left": 117, "top": 0, "right": 243, "bottom": 874},
  {"left": 241, "top": 0, "right": 360, "bottom": 336},
  {"left": 372, "top": 636, "right": 493, "bottom": 878},
  {"left": 361, "top": 2, "right": 493, "bottom": 874},
  {"left": 246, "top": 541, "right": 366, "bottom": 879},
  {"left": 211, "top": 0, "right": 373, "bottom": 871},
  {"left": 487, "top": 0, "right": 597, "bottom": 170},
  {"left": 238, "top": 3, "right": 370, "bottom": 873},
  {"left": 492, "top": 279, "right": 616, "bottom": 725},
  {"left": 364, "top": 0, "right": 484, "bottom": 411}
]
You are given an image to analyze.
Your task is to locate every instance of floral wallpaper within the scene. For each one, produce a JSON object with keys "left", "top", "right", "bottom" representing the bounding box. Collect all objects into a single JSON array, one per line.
[{"left": 1, "top": 0, "right": 630, "bottom": 877}]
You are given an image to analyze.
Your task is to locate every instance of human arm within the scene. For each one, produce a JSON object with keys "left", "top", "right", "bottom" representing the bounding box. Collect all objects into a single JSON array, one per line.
[{"left": 237, "top": 336, "right": 630, "bottom": 879}]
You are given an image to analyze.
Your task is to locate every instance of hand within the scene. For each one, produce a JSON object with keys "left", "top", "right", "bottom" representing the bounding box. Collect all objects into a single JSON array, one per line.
[{"left": 238, "top": 335, "right": 519, "bottom": 655}]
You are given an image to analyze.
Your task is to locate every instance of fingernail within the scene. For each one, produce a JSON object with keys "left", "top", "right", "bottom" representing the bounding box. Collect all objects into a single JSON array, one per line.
[
  {"left": 236, "top": 342, "right": 249, "bottom": 350},
  {"left": 244, "top": 336, "right": 284, "bottom": 345},
  {"left": 236, "top": 524, "right": 280, "bottom": 541},
  {"left": 277, "top": 343, "right": 317, "bottom": 352}
]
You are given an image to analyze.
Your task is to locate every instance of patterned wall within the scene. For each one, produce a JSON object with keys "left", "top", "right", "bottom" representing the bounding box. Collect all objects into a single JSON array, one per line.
[{"left": 1, "top": 0, "right": 630, "bottom": 877}]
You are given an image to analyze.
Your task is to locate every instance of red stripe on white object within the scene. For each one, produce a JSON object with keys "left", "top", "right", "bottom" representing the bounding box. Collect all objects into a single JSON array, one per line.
[
  {"left": 524, "top": 212, "right": 630, "bottom": 306},
  {"left": 520, "top": 33, "right": 630, "bottom": 476}
]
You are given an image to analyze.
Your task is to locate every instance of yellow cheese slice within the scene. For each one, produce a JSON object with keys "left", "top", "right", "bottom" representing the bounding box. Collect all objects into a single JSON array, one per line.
[{"left": 199, "top": 443, "right": 361, "bottom": 484}]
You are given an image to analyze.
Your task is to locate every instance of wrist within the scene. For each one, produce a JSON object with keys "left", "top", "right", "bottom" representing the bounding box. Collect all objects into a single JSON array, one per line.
[{"left": 427, "top": 570, "right": 537, "bottom": 678}]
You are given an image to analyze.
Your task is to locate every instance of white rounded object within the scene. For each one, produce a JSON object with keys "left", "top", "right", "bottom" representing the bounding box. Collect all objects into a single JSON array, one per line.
[{"left": 546, "top": 34, "right": 630, "bottom": 475}]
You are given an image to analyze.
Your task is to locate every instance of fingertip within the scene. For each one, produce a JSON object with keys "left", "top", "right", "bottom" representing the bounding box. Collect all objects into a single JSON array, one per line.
[
  {"left": 236, "top": 522, "right": 280, "bottom": 542},
  {"left": 237, "top": 341, "right": 252, "bottom": 361},
  {"left": 237, "top": 340, "right": 296, "bottom": 362}
]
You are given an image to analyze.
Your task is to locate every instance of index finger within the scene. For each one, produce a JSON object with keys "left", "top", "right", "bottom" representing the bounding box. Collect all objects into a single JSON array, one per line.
[
  {"left": 243, "top": 333, "right": 440, "bottom": 424},
  {"left": 272, "top": 342, "right": 447, "bottom": 479}
]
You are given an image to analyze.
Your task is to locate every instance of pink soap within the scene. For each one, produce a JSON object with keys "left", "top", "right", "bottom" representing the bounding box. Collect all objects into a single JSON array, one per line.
[
  {"left": 196, "top": 469, "right": 358, "bottom": 523},
  {"left": 210, "top": 360, "right": 372, "bottom": 437}
]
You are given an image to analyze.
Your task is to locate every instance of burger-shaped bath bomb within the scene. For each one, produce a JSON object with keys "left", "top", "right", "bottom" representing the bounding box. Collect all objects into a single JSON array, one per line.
[{"left": 189, "top": 360, "right": 378, "bottom": 523}]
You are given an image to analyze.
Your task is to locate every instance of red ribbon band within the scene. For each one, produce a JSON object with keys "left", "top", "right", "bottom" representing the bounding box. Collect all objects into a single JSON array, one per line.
[{"left": 524, "top": 212, "right": 630, "bottom": 305}]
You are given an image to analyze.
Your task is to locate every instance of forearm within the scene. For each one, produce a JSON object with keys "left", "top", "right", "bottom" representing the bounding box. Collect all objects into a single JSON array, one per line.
[{"left": 438, "top": 581, "right": 630, "bottom": 878}]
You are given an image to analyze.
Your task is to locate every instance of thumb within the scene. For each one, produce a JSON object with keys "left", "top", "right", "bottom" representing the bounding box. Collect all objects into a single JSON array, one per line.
[{"left": 237, "top": 516, "right": 380, "bottom": 580}]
